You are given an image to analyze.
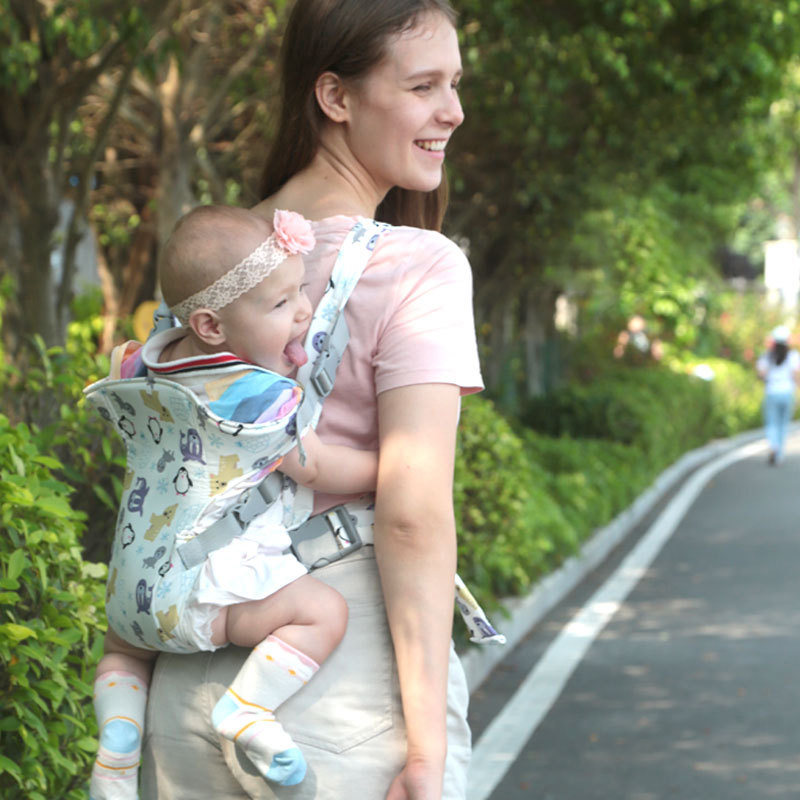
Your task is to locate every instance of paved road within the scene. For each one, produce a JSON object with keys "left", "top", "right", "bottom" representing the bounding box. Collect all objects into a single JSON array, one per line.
[{"left": 467, "top": 433, "right": 800, "bottom": 800}]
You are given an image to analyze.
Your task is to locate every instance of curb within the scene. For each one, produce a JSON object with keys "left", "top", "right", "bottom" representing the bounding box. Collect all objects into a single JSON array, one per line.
[{"left": 459, "top": 425, "right": 775, "bottom": 694}]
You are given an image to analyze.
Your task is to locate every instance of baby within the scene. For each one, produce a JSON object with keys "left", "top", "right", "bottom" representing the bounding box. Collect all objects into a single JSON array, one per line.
[{"left": 90, "top": 206, "right": 377, "bottom": 798}]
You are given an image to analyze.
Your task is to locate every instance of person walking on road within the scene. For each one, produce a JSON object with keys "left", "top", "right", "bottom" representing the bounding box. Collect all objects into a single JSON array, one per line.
[{"left": 756, "top": 325, "right": 799, "bottom": 465}]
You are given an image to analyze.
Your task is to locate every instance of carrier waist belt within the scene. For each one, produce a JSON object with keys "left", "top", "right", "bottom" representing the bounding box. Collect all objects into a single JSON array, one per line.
[
  {"left": 182, "top": 497, "right": 505, "bottom": 645},
  {"left": 176, "top": 486, "right": 373, "bottom": 572}
]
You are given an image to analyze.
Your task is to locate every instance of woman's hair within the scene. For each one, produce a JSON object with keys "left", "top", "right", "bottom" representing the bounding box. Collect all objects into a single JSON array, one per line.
[
  {"left": 771, "top": 341, "right": 789, "bottom": 366},
  {"left": 260, "top": 0, "right": 457, "bottom": 231}
]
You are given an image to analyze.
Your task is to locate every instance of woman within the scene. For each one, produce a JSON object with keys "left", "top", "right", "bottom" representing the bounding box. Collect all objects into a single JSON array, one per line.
[
  {"left": 756, "top": 325, "right": 799, "bottom": 465},
  {"left": 140, "top": 2, "right": 483, "bottom": 798}
]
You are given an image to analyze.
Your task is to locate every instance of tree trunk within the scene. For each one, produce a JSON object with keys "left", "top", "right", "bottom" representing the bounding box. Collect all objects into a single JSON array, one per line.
[
  {"left": 16, "top": 156, "right": 63, "bottom": 348},
  {"left": 522, "top": 286, "right": 559, "bottom": 398},
  {"left": 155, "top": 56, "right": 197, "bottom": 257}
]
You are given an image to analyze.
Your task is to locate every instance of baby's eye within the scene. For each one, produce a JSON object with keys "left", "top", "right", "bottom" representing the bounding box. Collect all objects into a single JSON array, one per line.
[{"left": 413, "top": 83, "right": 432, "bottom": 93}]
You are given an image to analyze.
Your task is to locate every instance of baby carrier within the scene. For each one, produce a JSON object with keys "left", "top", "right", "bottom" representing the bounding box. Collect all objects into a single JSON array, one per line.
[{"left": 84, "top": 218, "right": 506, "bottom": 651}]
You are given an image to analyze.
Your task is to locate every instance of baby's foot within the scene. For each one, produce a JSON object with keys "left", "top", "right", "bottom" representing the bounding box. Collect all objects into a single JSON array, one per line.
[
  {"left": 89, "top": 718, "right": 141, "bottom": 799},
  {"left": 212, "top": 689, "right": 306, "bottom": 786}
]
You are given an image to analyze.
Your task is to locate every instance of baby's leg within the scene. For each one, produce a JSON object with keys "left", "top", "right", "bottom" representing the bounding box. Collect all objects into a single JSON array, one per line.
[
  {"left": 211, "top": 576, "right": 347, "bottom": 786},
  {"left": 90, "top": 630, "right": 157, "bottom": 800}
]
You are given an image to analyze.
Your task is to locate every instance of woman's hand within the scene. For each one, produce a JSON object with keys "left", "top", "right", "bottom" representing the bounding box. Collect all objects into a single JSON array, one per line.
[{"left": 385, "top": 759, "right": 446, "bottom": 800}]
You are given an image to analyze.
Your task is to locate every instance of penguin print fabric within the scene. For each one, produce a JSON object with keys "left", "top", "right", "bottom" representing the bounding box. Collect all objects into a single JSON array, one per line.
[{"left": 83, "top": 362, "right": 306, "bottom": 653}]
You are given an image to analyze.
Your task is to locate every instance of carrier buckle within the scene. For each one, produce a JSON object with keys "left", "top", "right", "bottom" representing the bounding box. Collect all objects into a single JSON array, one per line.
[{"left": 289, "top": 505, "right": 362, "bottom": 570}]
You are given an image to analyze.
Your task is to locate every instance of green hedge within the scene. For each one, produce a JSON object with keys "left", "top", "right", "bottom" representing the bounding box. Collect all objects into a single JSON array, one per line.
[
  {"left": 0, "top": 415, "right": 106, "bottom": 799},
  {"left": 669, "top": 356, "right": 763, "bottom": 435},
  {"left": 454, "top": 397, "right": 578, "bottom": 605},
  {"left": 0, "top": 299, "right": 114, "bottom": 797},
  {"left": 523, "top": 432, "right": 646, "bottom": 540},
  {"left": 521, "top": 366, "right": 722, "bottom": 471}
]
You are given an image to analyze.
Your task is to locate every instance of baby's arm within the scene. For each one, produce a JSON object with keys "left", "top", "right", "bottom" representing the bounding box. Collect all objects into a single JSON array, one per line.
[{"left": 280, "top": 430, "right": 377, "bottom": 494}]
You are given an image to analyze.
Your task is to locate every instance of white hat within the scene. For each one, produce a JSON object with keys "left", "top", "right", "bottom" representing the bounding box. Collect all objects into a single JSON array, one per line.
[{"left": 772, "top": 325, "right": 790, "bottom": 343}]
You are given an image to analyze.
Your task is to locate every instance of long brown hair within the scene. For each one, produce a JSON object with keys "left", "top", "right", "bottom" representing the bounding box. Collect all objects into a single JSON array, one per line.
[{"left": 260, "top": 0, "right": 458, "bottom": 231}]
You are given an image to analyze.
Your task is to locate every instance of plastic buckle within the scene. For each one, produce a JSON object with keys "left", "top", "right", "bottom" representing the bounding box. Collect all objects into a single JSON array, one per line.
[
  {"left": 229, "top": 489, "right": 253, "bottom": 527},
  {"left": 310, "top": 358, "right": 335, "bottom": 398},
  {"left": 309, "top": 311, "right": 348, "bottom": 398},
  {"left": 230, "top": 473, "right": 282, "bottom": 527},
  {"left": 290, "top": 505, "right": 363, "bottom": 570}
]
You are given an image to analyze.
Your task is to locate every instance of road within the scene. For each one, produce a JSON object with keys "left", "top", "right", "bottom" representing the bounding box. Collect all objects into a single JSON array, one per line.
[{"left": 466, "top": 433, "right": 800, "bottom": 800}]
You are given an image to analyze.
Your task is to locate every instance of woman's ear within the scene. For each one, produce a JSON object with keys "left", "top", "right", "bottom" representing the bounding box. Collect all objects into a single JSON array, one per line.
[
  {"left": 189, "top": 309, "right": 226, "bottom": 346},
  {"left": 315, "top": 71, "right": 350, "bottom": 123}
]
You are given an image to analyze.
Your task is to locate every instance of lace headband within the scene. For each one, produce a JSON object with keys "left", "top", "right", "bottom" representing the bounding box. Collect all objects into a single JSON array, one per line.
[{"left": 170, "top": 209, "right": 315, "bottom": 325}]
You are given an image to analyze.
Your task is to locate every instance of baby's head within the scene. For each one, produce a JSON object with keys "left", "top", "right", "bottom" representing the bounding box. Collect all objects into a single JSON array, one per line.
[{"left": 161, "top": 205, "right": 315, "bottom": 375}]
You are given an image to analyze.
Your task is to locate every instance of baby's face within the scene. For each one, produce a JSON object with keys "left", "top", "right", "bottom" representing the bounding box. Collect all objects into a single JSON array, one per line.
[{"left": 218, "top": 254, "right": 312, "bottom": 375}]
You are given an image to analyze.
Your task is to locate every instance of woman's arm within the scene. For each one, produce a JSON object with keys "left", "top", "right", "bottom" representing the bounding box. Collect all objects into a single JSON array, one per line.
[
  {"left": 374, "top": 383, "right": 461, "bottom": 800},
  {"left": 280, "top": 429, "right": 378, "bottom": 494}
]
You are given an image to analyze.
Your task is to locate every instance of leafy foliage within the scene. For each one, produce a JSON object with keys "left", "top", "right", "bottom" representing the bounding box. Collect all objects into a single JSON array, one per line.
[
  {"left": 0, "top": 419, "right": 106, "bottom": 799},
  {"left": 0, "top": 0, "right": 172, "bottom": 348},
  {"left": 521, "top": 366, "right": 719, "bottom": 471},
  {"left": 1, "top": 282, "right": 125, "bottom": 562},
  {"left": 523, "top": 433, "right": 646, "bottom": 540},
  {"left": 448, "top": 0, "right": 800, "bottom": 396},
  {"left": 0, "top": 289, "right": 114, "bottom": 797},
  {"left": 667, "top": 356, "right": 765, "bottom": 435},
  {"left": 454, "top": 395, "right": 578, "bottom": 606},
  {"left": 0, "top": 415, "right": 106, "bottom": 800}
]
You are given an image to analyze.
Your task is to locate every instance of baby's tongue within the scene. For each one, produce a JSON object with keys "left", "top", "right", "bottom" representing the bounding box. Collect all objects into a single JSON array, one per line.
[{"left": 284, "top": 338, "right": 308, "bottom": 367}]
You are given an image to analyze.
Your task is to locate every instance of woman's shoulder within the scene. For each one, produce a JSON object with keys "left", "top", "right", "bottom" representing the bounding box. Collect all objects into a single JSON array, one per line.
[
  {"left": 314, "top": 215, "right": 462, "bottom": 251},
  {"left": 310, "top": 216, "right": 470, "bottom": 286},
  {"left": 377, "top": 223, "right": 469, "bottom": 271}
]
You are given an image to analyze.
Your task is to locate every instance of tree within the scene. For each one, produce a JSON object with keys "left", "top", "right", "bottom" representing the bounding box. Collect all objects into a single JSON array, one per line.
[
  {"left": 0, "top": 0, "right": 176, "bottom": 351},
  {"left": 447, "top": 0, "right": 800, "bottom": 398},
  {"left": 87, "top": 0, "right": 286, "bottom": 343}
]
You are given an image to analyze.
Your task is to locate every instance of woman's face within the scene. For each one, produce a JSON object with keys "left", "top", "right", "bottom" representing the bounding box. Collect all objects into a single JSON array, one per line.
[{"left": 344, "top": 12, "right": 464, "bottom": 198}]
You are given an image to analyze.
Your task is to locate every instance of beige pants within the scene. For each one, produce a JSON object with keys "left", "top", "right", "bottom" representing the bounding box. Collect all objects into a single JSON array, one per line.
[{"left": 140, "top": 546, "right": 471, "bottom": 799}]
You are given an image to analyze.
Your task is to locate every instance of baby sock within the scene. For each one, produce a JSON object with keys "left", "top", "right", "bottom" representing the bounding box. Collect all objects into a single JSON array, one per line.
[
  {"left": 211, "top": 635, "right": 318, "bottom": 786},
  {"left": 89, "top": 671, "right": 147, "bottom": 800}
]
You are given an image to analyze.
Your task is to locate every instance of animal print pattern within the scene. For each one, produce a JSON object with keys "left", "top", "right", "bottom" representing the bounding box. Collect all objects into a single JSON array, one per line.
[{"left": 84, "top": 376, "right": 303, "bottom": 652}]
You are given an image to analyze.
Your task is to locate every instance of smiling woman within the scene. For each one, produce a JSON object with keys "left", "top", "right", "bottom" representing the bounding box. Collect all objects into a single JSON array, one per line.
[
  {"left": 141, "top": 3, "right": 484, "bottom": 799},
  {"left": 261, "top": 0, "right": 462, "bottom": 231}
]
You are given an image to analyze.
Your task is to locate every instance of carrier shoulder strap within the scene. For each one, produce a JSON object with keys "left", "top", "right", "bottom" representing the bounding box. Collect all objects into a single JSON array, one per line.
[{"left": 292, "top": 218, "right": 390, "bottom": 441}]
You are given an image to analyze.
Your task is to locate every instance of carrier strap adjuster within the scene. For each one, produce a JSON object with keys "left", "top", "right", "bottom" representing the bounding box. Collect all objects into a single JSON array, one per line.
[
  {"left": 288, "top": 505, "right": 363, "bottom": 570},
  {"left": 176, "top": 472, "right": 283, "bottom": 570}
]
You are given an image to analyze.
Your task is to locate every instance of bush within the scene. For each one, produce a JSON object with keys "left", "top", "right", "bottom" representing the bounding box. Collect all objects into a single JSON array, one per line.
[
  {"left": 0, "top": 288, "right": 111, "bottom": 797},
  {"left": 523, "top": 432, "right": 646, "bottom": 540},
  {"left": 667, "top": 356, "right": 763, "bottom": 436},
  {"left": 454, "top": 395, "right": 578, "bottom": 608},
  {"left": 2, "top": 300, "right": 125, "bottom": 563},
  {"left": 0, "top": 415, "right": 106, "bottom": 799},
  {"left": 521, "top": 366, "right": 717, "bottom": 471}
]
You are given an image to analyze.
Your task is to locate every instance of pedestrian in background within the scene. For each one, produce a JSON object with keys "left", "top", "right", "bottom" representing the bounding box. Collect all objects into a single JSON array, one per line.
[{"left": 756, "top": 325, "right": 799, "bottom": 465}]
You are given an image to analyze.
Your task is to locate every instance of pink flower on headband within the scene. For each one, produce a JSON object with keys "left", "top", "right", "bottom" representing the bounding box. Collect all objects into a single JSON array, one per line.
[{"left": 273, "top": 209, "right": 315, "bottom": 254}]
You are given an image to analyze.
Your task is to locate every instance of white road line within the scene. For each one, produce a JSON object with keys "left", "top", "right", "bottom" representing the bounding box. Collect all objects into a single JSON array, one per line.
[{"left": 466, "top": 438, "right": 767, "bottom": 800}]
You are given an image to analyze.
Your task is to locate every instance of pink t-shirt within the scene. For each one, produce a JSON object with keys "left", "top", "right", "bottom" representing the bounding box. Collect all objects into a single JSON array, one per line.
[{"left": 304, "top": 215, "right": 484, "bottom": 511}]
